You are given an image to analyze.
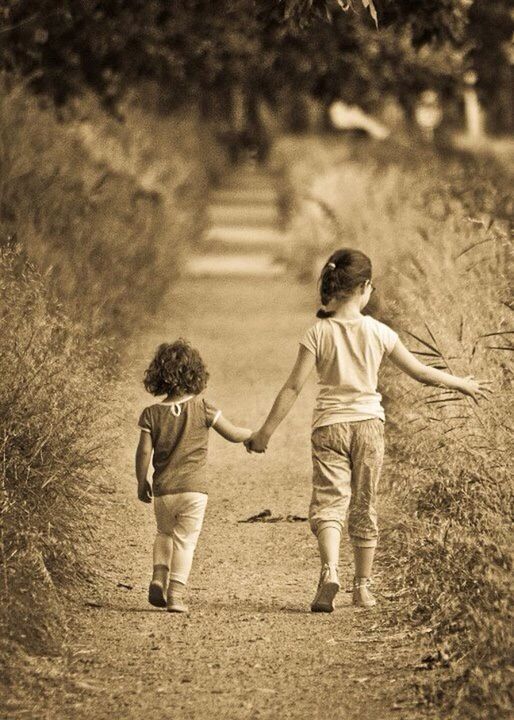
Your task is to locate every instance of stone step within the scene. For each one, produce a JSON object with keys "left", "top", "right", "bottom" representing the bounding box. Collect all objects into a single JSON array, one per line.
[
  {"left": 208, "top": 203, "right": 279, "bottom": 226},
  {"left": 205, "top": 225, "right": 286, "bottom": 248},
  {"left": 212, "top": 188, "right": 277, "bottom": 205},
  {"left": 222, "top": 173, "right": 276, "bottom": 190},
  {"left": 186, "top": 253, "right": 286, "bottom": 277}
]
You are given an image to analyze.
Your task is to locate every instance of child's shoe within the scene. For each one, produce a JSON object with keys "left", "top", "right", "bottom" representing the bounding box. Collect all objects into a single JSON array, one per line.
[
  {"left": 166, "top": 597, "right": 189, "bottom": 614},
  {"left": 311, "top": 563, "right": 340, "bottom": 613},
  {"left": 148, "top": 581, "right": 167, "bottom": 608},
  {"left": 148, "top": 564, "right": 168, "bottom": 608},
  {"left": 352, "top": 577, "right": 376, "bottom": 608},
  {"left": 166, "top": 579, "right": 188, "bottom": 613}
]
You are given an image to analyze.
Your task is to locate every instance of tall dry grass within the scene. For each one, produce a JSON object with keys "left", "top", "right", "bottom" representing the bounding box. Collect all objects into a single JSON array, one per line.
[
  {"left": 279, "top": 135, "right": 513, "bottom": 719},
  {"left": 0, "top": 81, "right": 223, "bottom": 335},
  {"left": 0, "top": 247, "right": 112, "bottom": 666},
  {"left": 0, "top": 79, "right": 225, "bottom": 691}
]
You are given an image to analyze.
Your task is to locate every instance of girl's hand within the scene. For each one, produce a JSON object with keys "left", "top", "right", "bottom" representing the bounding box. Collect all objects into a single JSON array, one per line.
[
  {"left": 244, "top": 430, "right": 269, "bottom": 454},
  {"left": 137, "top": 480, "right": 152, "bottom": 503},
  {"left": 458, "top": 375, "right": 493, "bottom": 403}
]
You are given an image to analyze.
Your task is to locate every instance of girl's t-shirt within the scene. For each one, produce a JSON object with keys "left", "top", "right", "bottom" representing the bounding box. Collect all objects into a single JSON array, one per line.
[
  {"left": 138, "top": 395, "right": 221, "bottom": 496},
  {"left": 300, "top": 315, "right": 398, "bottom": 428}
]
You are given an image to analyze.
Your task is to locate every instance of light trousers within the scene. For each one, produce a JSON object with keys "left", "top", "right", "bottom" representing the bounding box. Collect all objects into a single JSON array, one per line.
[{"left": 153, "top": 492, "right": 208, "bottom": 585}]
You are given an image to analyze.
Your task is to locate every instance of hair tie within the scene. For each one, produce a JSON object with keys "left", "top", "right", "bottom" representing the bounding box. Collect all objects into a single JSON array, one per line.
[{"left": 326, "top": 262, "right": 336, "bottom": 270}]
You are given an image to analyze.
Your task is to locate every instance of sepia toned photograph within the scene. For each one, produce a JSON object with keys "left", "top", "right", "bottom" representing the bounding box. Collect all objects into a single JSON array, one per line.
[{"left": 0, "top": 2, "right": 512, "bottom": 719}]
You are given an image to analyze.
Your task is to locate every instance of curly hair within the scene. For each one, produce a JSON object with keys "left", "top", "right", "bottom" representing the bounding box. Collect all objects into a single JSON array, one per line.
[{"left": 143, "top": 339, "right": 209, "bottom": 397}]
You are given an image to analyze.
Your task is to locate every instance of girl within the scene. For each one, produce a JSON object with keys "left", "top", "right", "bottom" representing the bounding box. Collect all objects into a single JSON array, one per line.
[
  {"left": 245, "top": 248, "right": 490, "bottom": 612},
  {"left": 136, "top": 339, "right": 251, "bottom": 613}
]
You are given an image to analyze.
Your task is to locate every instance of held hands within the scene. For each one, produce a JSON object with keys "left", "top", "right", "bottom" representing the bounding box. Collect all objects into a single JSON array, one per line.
[
  {"left": 244, "top": 429, "right": 270, "bottom": 454},
  {"left": 458, "top": 375, "right": 493, "bottom": 403},
  {"left": 137, "top": 479, "right": 152, "bottom": 503}
]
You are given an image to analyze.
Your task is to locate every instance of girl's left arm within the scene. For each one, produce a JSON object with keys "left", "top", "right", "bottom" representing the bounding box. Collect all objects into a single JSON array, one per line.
[
  {"left": 135, "top": 431, "right": 153, "bottom": 503},
  {"left": 246, "top": 346, "right": 316, "bottom": 453},
  {"left": 212, "top": 416, "right": 252, "bottom": 443}
]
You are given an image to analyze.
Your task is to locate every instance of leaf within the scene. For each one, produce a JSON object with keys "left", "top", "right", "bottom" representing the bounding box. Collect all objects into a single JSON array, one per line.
[
  {"left": 368, "top": 0, "right": 378, "bottom": 27},
  {"left": 425, "top": 398, "right": 464, "bottom": 405},
  {"left": 410, "top": 350, "right": 440, "bottom": 357},
  {"left": 454, "top": 237, "right": 495, "bottom": 259},
  {"left": 424, "top": 323, "right": 439, "bottom": 349},
  {"left": 478, "top": 331, "right": 514, "bottom": 339},
  {"left": 403, "top": 330, "right": 440, "bottom": 356}
]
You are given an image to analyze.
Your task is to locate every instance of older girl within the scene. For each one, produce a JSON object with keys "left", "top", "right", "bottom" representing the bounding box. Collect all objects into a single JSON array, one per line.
[{"left": 246, "top": 248, "right": 490, "bottom": 612}]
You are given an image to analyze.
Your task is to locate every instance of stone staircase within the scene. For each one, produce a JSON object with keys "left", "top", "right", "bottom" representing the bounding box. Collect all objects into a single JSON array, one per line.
[{"left": 187, "top": 164, "right": 288, "bottom": 277}]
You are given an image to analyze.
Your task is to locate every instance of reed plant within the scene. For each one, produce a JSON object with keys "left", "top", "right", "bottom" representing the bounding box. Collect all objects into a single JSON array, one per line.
[
  {"left": 0, "top": 246, "right": 112, "bottom": 667},
  {"left": 0, "top": 81, "right": 221, "bottom": 336},
  {"left": 279, "top": 134, "right": 513, "bottom": 719}
]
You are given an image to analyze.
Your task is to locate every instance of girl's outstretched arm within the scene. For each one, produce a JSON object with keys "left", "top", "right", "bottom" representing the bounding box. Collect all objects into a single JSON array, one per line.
[
  {"left": 246, "top": 346, "right": 316, "bottom": 453},
  {"left": 388, "top": 339, "right": 492, "bottom": 401}
]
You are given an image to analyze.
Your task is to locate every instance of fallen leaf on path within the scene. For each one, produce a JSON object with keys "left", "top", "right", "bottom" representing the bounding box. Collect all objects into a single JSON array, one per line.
[
  {"left": 238, "top": 509, "right": 283, "bottom": 523},
  {"left": 239, "top": 510, "right": 307, "bottom": 523},
  {"left": 84, "top": 600, "right": 103, "bottom": 608},
  {"left": 116, "top": 582, "right": 133, "bottom": 590}
]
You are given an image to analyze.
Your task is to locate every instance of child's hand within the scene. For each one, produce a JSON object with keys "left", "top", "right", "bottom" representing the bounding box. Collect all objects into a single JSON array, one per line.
[
  {"left": 458, "top": 375, "right": 493, "bottom": 403},
  {"left": 137, "top": 479, "right": 152, "bottom": 503},
  {"left": 244, "top": 430, "right": 269, "bottom": 454}
]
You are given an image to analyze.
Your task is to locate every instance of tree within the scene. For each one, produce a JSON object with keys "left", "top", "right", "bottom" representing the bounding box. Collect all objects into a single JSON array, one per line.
[{"left": 1, "top": 1, "right": 510, "bottom": 131}]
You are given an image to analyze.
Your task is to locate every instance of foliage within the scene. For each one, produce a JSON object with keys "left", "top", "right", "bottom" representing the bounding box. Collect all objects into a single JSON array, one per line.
[
  {"left": 0, "top": 2, "right": 475, "bottom": 104},
  {"left": 2, "top": 1, "right": 511, "bottom": 130},
  {"left": 280, "top": 134, "right": 513, "bottom": 718},
  {"left": 0, "top": 81, "right": 216, "bottom": 336},
  {"left": 0, "top": 246, "right": 112, "bottom": 659}
]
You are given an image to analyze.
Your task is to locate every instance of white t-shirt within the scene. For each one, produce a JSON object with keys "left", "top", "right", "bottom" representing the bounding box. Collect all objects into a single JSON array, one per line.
[{"left": 300, "top": 315, "right": 398, "bottom": 428}]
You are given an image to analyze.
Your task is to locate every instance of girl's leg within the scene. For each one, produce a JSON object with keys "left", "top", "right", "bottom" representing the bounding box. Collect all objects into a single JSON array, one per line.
[
  {"left": 167, "top": 493, "right": 208, "bottom": 612},
  {"left": 149, "top": 497, "right": 175, "bottom": 607},
  {"left": 317, "top": 524, "right": 342, "bottom": 567},
  {"left": 348, "top": 420, "right": 384, "bottom": 607},
  {"left": 310, "top": 424, "right": 352, "bottom": 613},
  {"left": 354, "top": 546, "right": 375, "bottom": 578}
]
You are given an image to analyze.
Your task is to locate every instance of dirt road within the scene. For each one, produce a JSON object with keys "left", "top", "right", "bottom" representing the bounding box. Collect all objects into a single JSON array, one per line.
[{"left": 26, "top": 277, "right": 432, "bottom": 720}]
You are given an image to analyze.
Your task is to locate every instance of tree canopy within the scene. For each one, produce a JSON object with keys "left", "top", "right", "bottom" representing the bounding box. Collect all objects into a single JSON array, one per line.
[{"left": 0, "top": 1, "right": 511, "bottom": 129}]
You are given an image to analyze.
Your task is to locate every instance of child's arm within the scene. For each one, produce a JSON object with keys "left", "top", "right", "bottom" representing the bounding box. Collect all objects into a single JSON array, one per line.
[
  {"left": 246, "top": 346, "right": 316, "bottom": 453},
  {"left": 135, "top": 431, "right": 153, "bottom": 503},
  {"left": 212, "top": 415, "right": 252, "bottom": 443},
  {"left": 388, "top": 339, "right": 491, "bottom": 401}
]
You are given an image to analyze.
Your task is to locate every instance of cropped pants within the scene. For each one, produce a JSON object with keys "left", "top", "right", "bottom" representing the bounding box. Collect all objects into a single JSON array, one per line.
[{"left": 309, "top": 419, "right": 385, "bottom": 548}]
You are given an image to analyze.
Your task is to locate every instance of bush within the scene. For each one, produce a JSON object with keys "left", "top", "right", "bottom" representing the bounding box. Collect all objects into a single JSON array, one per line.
[
  {"left": 0, "top": 247, "right": 112, "bottom": 664},
  {"left": 0, "top": 81, "right": 222, "bottom": 335},
  {"left": 0, "top": 81, "right": 226, "bottom": 691},
  {"left": 280, "top": 135, "right": 513, "bottom": 719}
]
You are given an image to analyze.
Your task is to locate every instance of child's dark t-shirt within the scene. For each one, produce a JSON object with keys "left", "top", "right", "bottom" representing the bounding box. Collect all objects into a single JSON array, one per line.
[{"left": 138, "top": 396, "right": 220, "bottom": 496}]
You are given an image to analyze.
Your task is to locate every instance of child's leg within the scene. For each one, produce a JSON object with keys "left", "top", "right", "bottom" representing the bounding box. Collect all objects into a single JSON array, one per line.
[
  {"left": 347, "top": 419, "right": 385, "bottom": 607},
  {"left": 354, "top": 546, "right": 375, "bottom": 578},
  {"left": 149, "top": 497, "right": 175, "bottom": 607},
  {"left": 309, "top": 424, "right": 352, "bottom": 612},
  {"left": 167, "top": 492, "right": 208, "bottom": 612},
  {"left": 317, "top": 523, "right": 342, "bottom": 567}
]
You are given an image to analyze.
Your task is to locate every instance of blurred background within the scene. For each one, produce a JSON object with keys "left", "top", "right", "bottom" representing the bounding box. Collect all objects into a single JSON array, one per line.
[{"left": 0, "top": 3, "right": 512, "bottom": 719}]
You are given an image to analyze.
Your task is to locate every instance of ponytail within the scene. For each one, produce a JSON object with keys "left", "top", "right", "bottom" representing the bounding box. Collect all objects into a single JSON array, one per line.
[
  {"left": 316, "top": 308, "right": 335, "bottom": 319},
  {"left": 316, "top": 248, "right": 372, "bottom": 316}
]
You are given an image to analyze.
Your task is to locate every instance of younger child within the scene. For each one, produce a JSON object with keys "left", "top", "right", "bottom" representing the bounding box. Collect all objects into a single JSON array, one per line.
[
  {"left": 136, "top": 339, "right": 251, "bottom": 613},
  {"left": 245, "top": 248, "right": 490, "bottom": 612}
]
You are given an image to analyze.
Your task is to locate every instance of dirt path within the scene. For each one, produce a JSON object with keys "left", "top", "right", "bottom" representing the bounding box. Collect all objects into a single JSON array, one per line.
[{"left": 28, "top": 278, "right": 432, "bottom": 720}]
